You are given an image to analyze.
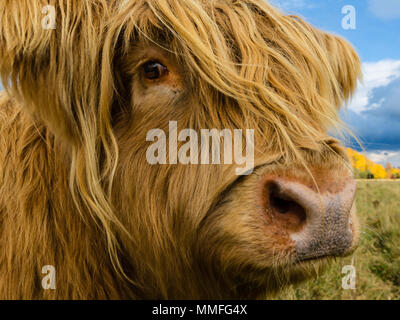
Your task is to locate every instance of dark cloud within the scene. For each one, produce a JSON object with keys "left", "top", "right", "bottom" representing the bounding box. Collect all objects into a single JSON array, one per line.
[{"left": 341, "top": 77, "right": 400, "bottom": 151}]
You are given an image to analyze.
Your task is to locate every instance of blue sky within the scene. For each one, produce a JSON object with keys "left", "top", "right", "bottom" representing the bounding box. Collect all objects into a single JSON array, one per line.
[
  {"left": 1, "top": 1, "right": 399, "bottom": 166},
  {"left": 271, "top": 0, "right": 400, "bottom": 166}
]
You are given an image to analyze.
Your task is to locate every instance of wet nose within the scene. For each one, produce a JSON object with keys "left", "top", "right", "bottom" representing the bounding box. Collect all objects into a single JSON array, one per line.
[{"left": 262, "top": 177, "right": 357, "bottom": 261}]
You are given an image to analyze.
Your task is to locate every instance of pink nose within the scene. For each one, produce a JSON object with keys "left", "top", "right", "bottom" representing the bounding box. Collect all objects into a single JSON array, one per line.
[{"left": 262, "top": 178, "right": 357, "bottom": 261}]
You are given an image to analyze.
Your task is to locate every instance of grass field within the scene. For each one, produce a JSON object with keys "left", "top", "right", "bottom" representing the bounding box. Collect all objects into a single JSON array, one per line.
[{"left": 277, "top": 181, "right": 400, "bottom": 300}]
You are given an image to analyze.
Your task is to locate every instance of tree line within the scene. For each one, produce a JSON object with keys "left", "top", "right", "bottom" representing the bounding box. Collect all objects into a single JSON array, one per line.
[{"left": 347, "top": 148, "right": 400, "bottom": 179}]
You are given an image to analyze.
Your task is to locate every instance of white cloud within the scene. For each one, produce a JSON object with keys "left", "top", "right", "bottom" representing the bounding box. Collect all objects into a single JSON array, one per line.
[
  {"left": 369, "top": 0, "right": 400, "bottom": 20},
  {"left": 365, "top": 150, "right": 400, "bottom": 167},
  {"left": 348, "top": 60, "right": 400, "bottom": 114}
]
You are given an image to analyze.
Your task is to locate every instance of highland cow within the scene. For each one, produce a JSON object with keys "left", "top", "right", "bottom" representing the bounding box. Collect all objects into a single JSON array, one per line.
[{"left": 0, "top": 0, "right": 361, "bottom": 299}]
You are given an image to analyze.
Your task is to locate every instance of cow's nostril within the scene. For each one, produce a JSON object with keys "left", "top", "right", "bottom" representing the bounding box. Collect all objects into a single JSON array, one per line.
[
  {"left": 270, "top": 194, "right": 292, "bottom": 214},
  {"left": 264, "top": 182, "right": 307, "bottom": 232}
]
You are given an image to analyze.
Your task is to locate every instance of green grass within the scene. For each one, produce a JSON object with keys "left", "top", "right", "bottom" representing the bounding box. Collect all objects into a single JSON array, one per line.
[{"left": 277, "top": 181, "right": 400, "bottom": 300}]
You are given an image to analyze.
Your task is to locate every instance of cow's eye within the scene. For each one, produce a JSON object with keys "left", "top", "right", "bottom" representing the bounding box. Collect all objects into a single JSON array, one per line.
[{"left": 142, "top": 61, "right": 168, "bottom": 80}]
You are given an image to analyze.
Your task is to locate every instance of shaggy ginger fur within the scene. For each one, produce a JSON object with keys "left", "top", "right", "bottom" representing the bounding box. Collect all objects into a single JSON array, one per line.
[{"left": 0, "top": 0, "right": 361, "bottom": 299}]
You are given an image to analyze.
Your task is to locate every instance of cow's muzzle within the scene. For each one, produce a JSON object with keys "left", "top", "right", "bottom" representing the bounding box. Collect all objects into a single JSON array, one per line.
[{"left": 260, "top": 176, "right": 358, "bottom": 262}]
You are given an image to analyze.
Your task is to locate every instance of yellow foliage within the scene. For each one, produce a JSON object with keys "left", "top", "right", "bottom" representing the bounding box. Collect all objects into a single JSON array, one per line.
[
  {"left": 392, "top": 168, "right": 400, "bottom": 178},
  {"left": 346, "top": 148, "right": 391, "bottom": 179},
  {"left": 369, "top": 163, "right": 387, "bottom": 179}
]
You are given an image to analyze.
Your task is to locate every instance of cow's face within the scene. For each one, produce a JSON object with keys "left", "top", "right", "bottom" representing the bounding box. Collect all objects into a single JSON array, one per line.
[
  {"left": 108, "top": 1, "right": 361, "bottom": 298},
  {"left": 0, "top": 0, "right": 361, "bottom": 299}
]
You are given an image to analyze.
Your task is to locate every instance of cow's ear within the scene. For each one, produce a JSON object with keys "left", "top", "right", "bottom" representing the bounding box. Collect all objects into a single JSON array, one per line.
[
  {"left": 320, "top": 32, "right": 362, "bottom": 108},
  {"left": 0, "top": 0, "right": 110, "bottom": 144}
]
